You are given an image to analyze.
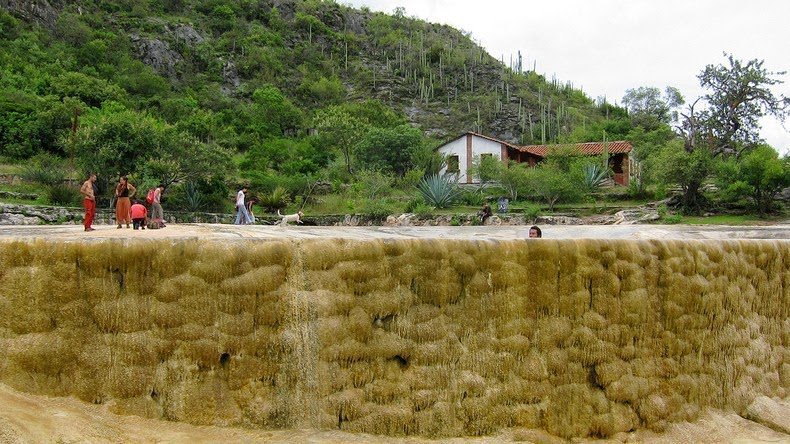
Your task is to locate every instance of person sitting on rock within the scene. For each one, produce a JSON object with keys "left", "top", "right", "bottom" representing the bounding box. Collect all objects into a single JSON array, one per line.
[{"left": 479, "top": 202, "right": 492, "bottom": 224}]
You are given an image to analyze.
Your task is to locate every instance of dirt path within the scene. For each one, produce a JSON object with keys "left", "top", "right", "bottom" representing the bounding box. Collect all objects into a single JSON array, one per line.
[{"left": 0, "top": 223, "right": 788, "bottom": 241}]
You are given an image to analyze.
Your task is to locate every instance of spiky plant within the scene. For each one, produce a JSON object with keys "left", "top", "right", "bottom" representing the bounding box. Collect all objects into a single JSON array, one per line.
[
  {"left": 582, "top": 164, "right": 610, "bottom": 193},
  {"left": 417, "top": 174, "right": 460, "bottom": 209}
]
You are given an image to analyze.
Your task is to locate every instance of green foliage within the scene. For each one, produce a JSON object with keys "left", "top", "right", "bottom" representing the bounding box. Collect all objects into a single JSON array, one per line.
[
  {"left": 523, "top": 203, "right": 541, "bottom": 221},
  {"left": 468, "top": 154, "right": 500, "bottom": 189},
  {"left": 351, "top": 169, "right": 393, "bottom": 200},
  {"left": 258, "top": 186, "right": 290, "bottom": 213},
  {"left": 498, "top": 161, "right": 531, "bottom": 201},
  {"left": 20, "top": 153, "right": 67, "bottom": 186},
  {"left": 662, "top": 214, "right": 682, "bottom": 224},
  {"left": 249, "top": 85, "right": 303, "bottom": 140},
  {"left": 46, "top": 183, "right": 81, "bottom": 206},
  {"left": 360, "top": 198, "right": 393, "bottom": 219},
  {"left": 528, "top": 163, "right": 584, "bottom": 211},
  {"left": 653, "top": 139, "right": 715, "bottom": 214},
  {"left": 717, "top": 145, "right": 790, "bottom": 214},
  {"left": 355, "top": 125, "right": 423, "bottom": 177},
  {"left": 417, "top": 174, "right": 460, "bottom": 209}
]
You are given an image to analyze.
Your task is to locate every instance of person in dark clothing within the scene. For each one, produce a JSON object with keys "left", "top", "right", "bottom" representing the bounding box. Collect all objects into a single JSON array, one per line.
[{"left": 479, "top": 202, "right": 493, "bottom": 224}]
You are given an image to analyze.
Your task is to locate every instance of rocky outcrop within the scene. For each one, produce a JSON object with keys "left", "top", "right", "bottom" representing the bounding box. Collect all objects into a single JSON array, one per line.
[
  {"left": 169, "top": 24, "right": 204, "bottom": 46},
  {"left": 129, "top": 34, "right": 182, "bottom": 77},
  {"left": 0, "top": 0, "right": 60, "bottom": 29},
  {"left": 221, "top": 58, "right": 240, "bottom": 94}
]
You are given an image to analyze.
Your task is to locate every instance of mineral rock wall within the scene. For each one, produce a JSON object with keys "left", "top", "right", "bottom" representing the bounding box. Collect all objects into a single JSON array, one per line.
[{"left": 0, "top": 238, "right": 787, "bottom": 438}]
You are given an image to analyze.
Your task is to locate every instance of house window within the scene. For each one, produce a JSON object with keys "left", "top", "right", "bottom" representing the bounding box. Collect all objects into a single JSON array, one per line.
[
  {"left": 447, "top": 155, "right": 460, "bottom": 173},
  {"left": 480, "top": 153, "right": 493, "bottom": 160}
]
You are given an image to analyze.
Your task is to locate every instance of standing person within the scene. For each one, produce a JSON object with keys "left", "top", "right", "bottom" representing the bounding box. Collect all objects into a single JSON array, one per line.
[
  {"left": 114, "top": 175, "right": 136, "bottom": 229},
  {"left": 245, "top": 197, "right": 257, "bottom": 225},
  {"left": 130, "top": 200, "right": 147, "bottom": 230},
  {"left": 79, "top": 173, "right": 98, "bottom": 232},
  {"left": 528, "top": 225, "right": 542, "bottom": 238},
  {"left": 234, "top": 186, "right": 252, "bottom": 225},
  {"left": 151, "top": 183, "right": 166, "bottom": 228}
]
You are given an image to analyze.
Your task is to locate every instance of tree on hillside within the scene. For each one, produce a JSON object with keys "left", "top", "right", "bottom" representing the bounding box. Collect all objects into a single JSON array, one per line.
[
  {"left": 697, "top": 54, "right": 790, "bottom": 157},
  {"left": 314, "top": 106, "right": 366, "bottom": 175},
  {"left": 623, "top": 86, "right": 683, "bottom": 130},
  {"left": 354, "top": 124, "right": 423, "bottom": 177},
  {"left": 671, "top": 54, "right": 790, "bottom": 213}
]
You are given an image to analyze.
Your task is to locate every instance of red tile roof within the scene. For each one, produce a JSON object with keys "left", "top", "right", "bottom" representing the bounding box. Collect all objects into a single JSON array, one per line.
[{"left": 518, "top": 141, "right": 632, "bottom": 157}]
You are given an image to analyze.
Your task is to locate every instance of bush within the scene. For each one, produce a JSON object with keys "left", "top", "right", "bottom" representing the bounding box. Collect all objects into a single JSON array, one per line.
[
  {"left": 459, "top": 188, "right": 486, "bottom": 206},
  {"left": 21, "top": 153, "right": 67, "bottom": 186},
  {"left": 361, "top": 199, "right": 393, "bottom": 220},
  {"left": 523, "top": 203, "right": 541, "bottom": 221},
  {"left": 412, "top": 202, "right": 435, "bottom": 218},
  {"left": 47, "top": 183, "right": 81, "bottom": 206}
]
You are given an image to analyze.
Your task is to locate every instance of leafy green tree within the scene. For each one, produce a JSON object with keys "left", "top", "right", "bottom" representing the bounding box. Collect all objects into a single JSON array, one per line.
[
  {"left": 653, "top": 139, "right": 715, "bottom": 212},
  {"left": 672, "top": 54, "right": 790, "bottom": 212},
  {"left": 717, "top": 145, "right": 789, "bottom": 215},
  {"left": 696, "top": 54, "right": 790, "bottom": 156},
  {"left": 49, "top": 72, "right": 126, "bottom": 106},
  {"left": 468, "top": 154, "right": 500, "bottom": 190},
  {"left": 249, "top": 85, "right": 303, "bottom": 139},
  {"left": 497, "top": 161, "right": 531, "bottom": 201},
  {"left": 528, "top": 163, "right": 584, "bottom": 211},
  {"left": 70, "top": 103, "right": 231, "bottom": 190},
  {"left": 314, "top": 105, "right": 367, "bottom": 175},
  {"left": 354, "top": 124, "right": 423, "bottom": 177},
  {"left": 622, "top": 86, "right": 683, "bottom": 130}
]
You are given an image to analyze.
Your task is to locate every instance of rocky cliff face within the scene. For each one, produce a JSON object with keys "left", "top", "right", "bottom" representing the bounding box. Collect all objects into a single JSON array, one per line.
[{"left": 0, "top": 0, "right": 61, "bottom": 28}]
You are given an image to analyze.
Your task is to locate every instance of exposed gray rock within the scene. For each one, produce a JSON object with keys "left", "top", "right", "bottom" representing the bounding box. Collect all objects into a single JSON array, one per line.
[
  {"left": 0, "top": 190, "right": 38, "bottom": 200},
  {"left": 0, "top": 213, "right": 40, "bottom": 225},
  {"left": 221, "top": 59, "right": 240, "bottom": 94},
  {"left": 536, "top": 215, "right": 584, "bottom": 225},
  {"left": 1, "top": 0, "right": 60, "bottom": 29},
  {"left": 744, "top": 396, "right": 790, "bottom": 435},
  {"left": 171, "top": 24, "right": 204, "bottom": 46},
  {"left": 129, "top": 34, "right": 182, "bottom": 77},
  {"left": 613, "top": 209, "right": 660, "bottom": 225}
]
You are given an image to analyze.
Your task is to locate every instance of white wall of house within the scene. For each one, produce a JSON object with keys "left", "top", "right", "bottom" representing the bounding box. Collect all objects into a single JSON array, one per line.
[{"left": 437, "top": 134, "right": 503, "bottom": 183}]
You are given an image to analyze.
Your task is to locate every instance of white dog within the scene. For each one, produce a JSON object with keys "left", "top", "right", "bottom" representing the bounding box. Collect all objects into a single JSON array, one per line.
[{"left": 278, "top": 210, "right": 304, "bottom": 226}]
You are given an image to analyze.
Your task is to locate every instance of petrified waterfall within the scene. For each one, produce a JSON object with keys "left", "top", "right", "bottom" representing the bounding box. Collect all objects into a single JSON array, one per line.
[{"left": 0, "top": 238, "right": 787, "bottom": 438}]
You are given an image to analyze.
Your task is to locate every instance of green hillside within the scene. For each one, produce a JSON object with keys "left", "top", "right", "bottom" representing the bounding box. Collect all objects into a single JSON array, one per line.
[{"left": 0, "top": 0, "right": 640, "bottom": 214}]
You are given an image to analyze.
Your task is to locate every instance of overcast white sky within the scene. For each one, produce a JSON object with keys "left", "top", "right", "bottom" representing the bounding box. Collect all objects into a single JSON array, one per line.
[{"left": 344, "top": 0, "right": 790, "bottom": 154}]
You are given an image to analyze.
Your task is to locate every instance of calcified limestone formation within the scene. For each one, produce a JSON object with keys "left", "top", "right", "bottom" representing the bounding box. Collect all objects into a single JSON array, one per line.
[{"left": 0, "top": 238, "right": 787, "bottom": 439}]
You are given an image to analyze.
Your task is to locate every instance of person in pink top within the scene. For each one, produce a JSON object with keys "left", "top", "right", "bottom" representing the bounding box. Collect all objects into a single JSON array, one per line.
[{"left": 130, "top": 200, "right": 148, "bottom": 230}]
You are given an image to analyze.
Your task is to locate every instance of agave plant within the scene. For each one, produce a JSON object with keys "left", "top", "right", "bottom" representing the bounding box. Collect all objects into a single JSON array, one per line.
[
  {"left": 183, "top": 181, "right": 204, "bottom": 212},
  {"left": 417, "top": 174, "right": 460, "bottom": 209},
  {"left": 582, "top": 164, "right": 610, "bottom": 193},
  {"left": 259, "top": 186, "right": 290, "bottom": 212}
]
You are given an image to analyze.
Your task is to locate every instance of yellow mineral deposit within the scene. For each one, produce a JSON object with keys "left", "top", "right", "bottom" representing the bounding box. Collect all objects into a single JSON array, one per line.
[{"left": 0, "top": 238, "right": 787, "bottom": 439}]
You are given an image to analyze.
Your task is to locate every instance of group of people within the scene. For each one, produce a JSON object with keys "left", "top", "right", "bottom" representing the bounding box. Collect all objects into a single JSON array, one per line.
[
  {"left": 479, "top": 202, "right": 543, "bottom": 238},
  {"left": 79, "top": 173, "right": 165, "bottom": 232}
]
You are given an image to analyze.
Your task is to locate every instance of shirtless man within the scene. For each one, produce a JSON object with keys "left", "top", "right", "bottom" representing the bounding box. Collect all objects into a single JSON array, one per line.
[{"left": 79, "top": 173, "right": 98, "bottom": 232}]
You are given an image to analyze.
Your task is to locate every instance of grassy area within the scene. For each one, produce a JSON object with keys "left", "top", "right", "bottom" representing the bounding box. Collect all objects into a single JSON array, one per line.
[{"left": 673, "top": 214, "right": 786, "bottom": 226}]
